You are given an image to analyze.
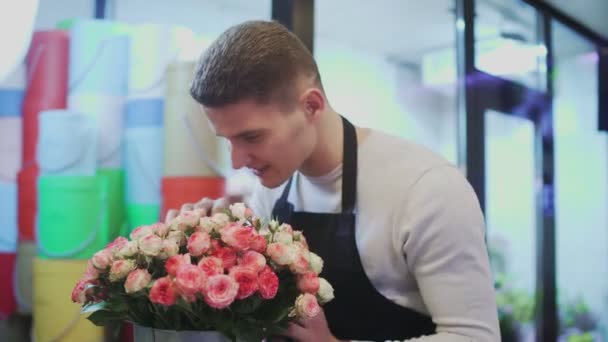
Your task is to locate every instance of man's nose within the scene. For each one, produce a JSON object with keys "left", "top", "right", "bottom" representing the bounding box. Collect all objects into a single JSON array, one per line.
[{"left": 230, "top": 146, "right": 251, "bottom": 170}]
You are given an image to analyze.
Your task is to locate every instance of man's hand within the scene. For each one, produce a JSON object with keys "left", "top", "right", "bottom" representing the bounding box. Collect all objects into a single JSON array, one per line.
[
  {"left": 164, "top": 196, "right": 238, "bottom": 223},
  {"left": 271, "top": 309, "right": 343, "bottom": 342}
]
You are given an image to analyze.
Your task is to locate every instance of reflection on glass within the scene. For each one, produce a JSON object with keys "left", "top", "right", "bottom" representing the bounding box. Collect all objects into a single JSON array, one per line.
[
  {"left": 553, "top": 21, "right": 608, "bottom": 342},
  {"left": 314, "top": 0, "right": 458, "bottom": 164},
  {"left": 485, "top": 110, "right": 536, "bottom": 341},
  {"left": 475, "top": 0, "right": 546, "bottom": 91}
]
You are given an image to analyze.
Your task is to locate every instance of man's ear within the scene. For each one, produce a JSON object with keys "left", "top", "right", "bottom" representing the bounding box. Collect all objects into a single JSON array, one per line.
[{"left": 301, "top": 88, "right": 325, "bottom": 123}]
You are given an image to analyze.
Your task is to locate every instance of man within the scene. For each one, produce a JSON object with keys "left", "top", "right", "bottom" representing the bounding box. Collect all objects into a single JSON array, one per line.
[{"left": 167, "top": 20, "right": 500, "bottom": 341}]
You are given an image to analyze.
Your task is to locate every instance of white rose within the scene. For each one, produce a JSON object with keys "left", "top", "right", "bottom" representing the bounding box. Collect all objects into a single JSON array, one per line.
[
  {"left": 273, "top": 231, "right": 293, "bottom": 245},
  {"left": 199, "top": 216, "right": 216, "bottom": 233},
  {"left": 159, "top": 239, "right": 180, "bottom": 259},
  {"left": 229, "top": 203, "right": 247, "bottom": 220},
  {"left": 307, "top": 252, "right": 323, "bottom": 275},
  {"left": 268, "top": 219, "right": 279, "bottom": 232},
  {"left": 167, "top": 230, "right": 187, "bottom": 246},
  {"left": 317, "top": 278, "right": 334, "bottom": 304},
  {"left": 211, "top": 212, "right": 230, "bottom": 228},
  {"left": 139, "top": 234, "right": 163, "bottom": 256}
]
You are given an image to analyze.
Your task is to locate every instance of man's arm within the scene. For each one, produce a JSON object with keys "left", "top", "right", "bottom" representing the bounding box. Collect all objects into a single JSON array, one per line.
[{"left": 398, "top": 165, "right": 500, "bottom": 341}]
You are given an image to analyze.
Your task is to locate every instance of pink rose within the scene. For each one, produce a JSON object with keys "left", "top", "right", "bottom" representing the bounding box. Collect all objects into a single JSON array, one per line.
[
  {"left": 249, "top": 235, "right": 267, "bottom": 253},
  {"left": 238, "top": 250, "right": 266, "bottom": 273},
  {"left": 139, "top": 234, "right": 163, "bottom": 256},
  {"left": 159, "top": 239, "right": 179, "bottom": 259},
  {"left": 92, "top": 249, "right": 113, "bottom": 270},
  {"left": 71, "top": 279, "right": 94, "bottom": 304},
  {"left": 165, "top": 254, "right": 191, "bottom": 277},
  {"left": 221, "top": 224, "right": 254, "bottom": 251},
  {"left": 203, "top": 274, "right": 238, "bottom": 309},
  {"left": 295, "top": 293, "right": 321, "bottom": 318},
  {"left": 151, "top": 222, "right": 169, "bottom": 238},
  {"left": 130, "top": 225, "right": 154, "bottom": 241},
  {"left": 173, "top": 211, "right": 200, "bottom": 231},
  {"left": 106, "top": 236, "right": 128, "bottom": 253},
  {"left": 212, "top": 246, "right": 237, "bottom": 269},
  {"left": 198, "top": 256, "right": 224, "bottom": 277},
  {"left": 124, "top": 269, "right": 152, "bottom": 294},
  {"left": 297, "top": 271, "right": 320, "bottom": 294},
  {"left": 266, "top": 242, "right": 295, "bottom": 265},
  {"left": 289, "top": 252, "right": 310, "bottom": 275},
  {"left": 175, "top": 264, "right": 205, "bottom": 296},
  {"left": 116, "top": 241, "right": 138, "bottom": 258},
  {"left": 149, "top": 276, "right": 178, "bottom": 306},
  {"left": 229, "top": 266, "right": 258, "bottom": 299},
  {"left": 83, "top": 260, "right": 100, "bottom": 281},
  {"left": 187, "top": 231, "right": 211, "bottom": 256},
  {"left": 109, "top": 259, "right": 136, "bottom": 282},
  {"left": 257, "top": 266, "right": 279, "bottom": 299}
]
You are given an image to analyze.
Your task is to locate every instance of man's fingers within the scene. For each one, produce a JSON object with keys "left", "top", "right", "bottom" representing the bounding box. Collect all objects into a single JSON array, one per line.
[
  {"left": 165, "top": 209, "right": 179, "bottom": 223},
  {"left": 282, "top": 323, "right": 306, "bottom": 341}
]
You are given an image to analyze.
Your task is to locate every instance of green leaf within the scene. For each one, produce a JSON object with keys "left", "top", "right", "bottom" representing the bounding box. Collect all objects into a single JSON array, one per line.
[
  {"left": 86, "top": 309, "right": 125, "bottom": 326},
  {"left": 232, "top": 295, "right": 263, "bottom": 314},
  {"left": 81, "top": 301, "right": 107, "bottom": 314}
]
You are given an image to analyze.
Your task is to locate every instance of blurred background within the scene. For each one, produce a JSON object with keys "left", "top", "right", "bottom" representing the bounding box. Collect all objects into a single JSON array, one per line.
[{"left": 0, "top": 0, "right": 606, "bottom": 341}]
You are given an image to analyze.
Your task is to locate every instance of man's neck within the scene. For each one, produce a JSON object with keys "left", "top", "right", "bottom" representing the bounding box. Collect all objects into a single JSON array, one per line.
[{"left": 299, "top": 110, "right": 344, "bottom": 177}]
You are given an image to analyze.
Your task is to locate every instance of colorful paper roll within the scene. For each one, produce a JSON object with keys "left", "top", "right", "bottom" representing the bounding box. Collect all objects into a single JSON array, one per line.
[
  {"left": 14, "top": 241, "right": 35, "bottom": 313},
  {"left": 164, "top": 62, "right": 229, "bottom": 177},
  {"left": 127, "top": 204, "right": 160, "bottom": 233},
  {"left": 33, "top": 258, "right": 104, "bottom": 342},
  {"left": 17, "top": 165, "right": 38, "bottom": 242},
  {"left": 0, "top": 63, "right": 25, "bottom": 115},
  {"left": 125, "top": 127, "right": 163, "bottom": 204},
  {"left": 128, "top": 24, "right": 196, "bottom": 100},
  {"left": 161, "top": 177, "right": 225, "bottom": 220},
  {"left": 98, "top": 168, "right": 127, "bottom": 239},
  {"left": 23, "top": 30, "right": 69, "bottom": 167},
  {"left": 125, "top": 98, "right": 163, "bottom": 128},
  {"left": 37, "top": 175, "right": 109, "bottom": 259},
  {"left": 68, "top": 19, "right": 129, "bottom": 97},
  {"left": 37, "top": 110, "right": 97, "bottom": 176},
  {"left": 0, "top": 117, "right": 22, "bottom": 182},
  {"left": 68, "top": 94, "right": 125, "bottom": 168},
  {"left": 0, "top": 182, "right": 18, "bottom": 253},
  {"left": 0, "top": 253, "right": 17, "bottom": 318}
]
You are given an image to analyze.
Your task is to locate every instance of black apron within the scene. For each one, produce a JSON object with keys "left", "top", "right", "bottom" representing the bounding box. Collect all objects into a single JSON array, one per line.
[{"left": 272, "top": 116, "right": 436, "bottom": 341}]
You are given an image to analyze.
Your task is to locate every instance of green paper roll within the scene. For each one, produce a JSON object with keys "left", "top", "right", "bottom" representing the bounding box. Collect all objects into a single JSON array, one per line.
[
  {"left": 56, "top": 18, "right": 77, "bottom": 30},
  {"left": 127, "top": 204, "right": 160, "bottom": 233},
  {"left": 37, "top": 175, "right": 109, "bottom": 259},
  {"left": 98, "top": 168, "right": 126, "bottom": 240}
]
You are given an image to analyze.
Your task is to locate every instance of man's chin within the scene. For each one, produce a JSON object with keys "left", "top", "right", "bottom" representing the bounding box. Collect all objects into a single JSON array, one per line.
[{"left": 259, "top": 175, "right": 290, "bottom": 189}]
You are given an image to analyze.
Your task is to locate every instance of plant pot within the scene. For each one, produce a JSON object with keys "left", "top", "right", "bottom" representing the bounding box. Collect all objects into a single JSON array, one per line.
[{"left": 133, "top": 324, "right": 234, "bottom": 342}]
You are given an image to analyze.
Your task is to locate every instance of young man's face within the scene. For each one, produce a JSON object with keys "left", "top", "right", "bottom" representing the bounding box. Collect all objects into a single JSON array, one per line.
[{"left": 203, "top": 98, "right": 316, "bottom": 189}]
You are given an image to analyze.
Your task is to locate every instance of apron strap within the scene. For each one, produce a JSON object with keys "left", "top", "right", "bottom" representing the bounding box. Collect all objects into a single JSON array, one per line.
[{"left": 272, "top": 115, "right": 358, "bottom": 215}]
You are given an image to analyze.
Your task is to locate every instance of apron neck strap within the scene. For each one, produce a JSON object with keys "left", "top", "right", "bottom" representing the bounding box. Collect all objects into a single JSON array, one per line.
[{"left": 276, "top": 115, "right": 358, "bottom": 214}]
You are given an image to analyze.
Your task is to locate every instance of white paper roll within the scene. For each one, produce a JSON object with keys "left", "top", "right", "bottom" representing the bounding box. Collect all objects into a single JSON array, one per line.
[
  {"left": 0, "top": 181, "right": 18, "bottom": 252},
  {"left": 68, "top": 94, "right": 125, "bottom": 168},
  {"left": 0, "top": 63, "right": 26, "bottom": 90},
  {"left": 128, "top": 24, "right": 197, "bottom": 101},
  {"left": 36, "top": 110, "right": 97, "bottom": 176},
  {"left": 0, "top": 117, "right": 22, "bottom": 182},
  {"left": 125, "top": 127, "right": 163, "bottom": 204}
]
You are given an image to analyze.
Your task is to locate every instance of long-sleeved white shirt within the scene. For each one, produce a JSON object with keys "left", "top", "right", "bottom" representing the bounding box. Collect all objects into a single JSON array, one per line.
[{"left": 248, "top": 129, "right": 500, "bottom": 342}]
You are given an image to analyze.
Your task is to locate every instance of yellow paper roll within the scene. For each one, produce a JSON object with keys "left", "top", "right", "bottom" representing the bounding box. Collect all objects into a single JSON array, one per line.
[
  {"left": 15, "top": 241, "right": 35, "bottom": 313},
  {"left": 164, "top": 61, "right": 229, "bottom": 177},
  {"left": 33, "top": 258, "right": 103, "bottom": 342}
]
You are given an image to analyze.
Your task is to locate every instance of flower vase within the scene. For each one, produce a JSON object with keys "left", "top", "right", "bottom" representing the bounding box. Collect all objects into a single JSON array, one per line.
[{"left": 133, "top": 325, "right": 234, "bottom": 342}]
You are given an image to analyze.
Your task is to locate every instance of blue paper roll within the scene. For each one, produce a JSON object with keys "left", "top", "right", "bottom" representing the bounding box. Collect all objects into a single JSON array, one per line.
[
  {"left": 68, "top": 19, "right": 130, "bottom": 96},
  {"left": 0, "top": 181, "right": 18, "bottom": 252},
  {"left": 124, "top": 127, "right": 163, "bottom": 204},
  {"left": 37, "top": 110, "right": 97, "bottom": 176},
  {"left": 0, "top": 90, "right": 24, "bottom": 116},
  {"left": 125, "top": 99, "right": 164, "bottom": 128}
]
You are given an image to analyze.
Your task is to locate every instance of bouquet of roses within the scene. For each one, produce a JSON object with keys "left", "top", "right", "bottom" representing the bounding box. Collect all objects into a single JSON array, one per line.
[{"left": 71, "top": 203, "right": 334, "bottom": 342}]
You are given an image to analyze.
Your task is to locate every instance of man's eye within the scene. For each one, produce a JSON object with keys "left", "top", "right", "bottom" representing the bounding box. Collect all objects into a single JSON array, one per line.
[{"left": 243, "top": 134, "right": 261, "bottom": 143}]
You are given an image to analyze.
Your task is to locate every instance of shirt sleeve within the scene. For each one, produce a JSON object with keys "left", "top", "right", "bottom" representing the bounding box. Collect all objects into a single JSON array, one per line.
[{"left": 397, "top": 165, "right": 500, "bottom": 342}]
